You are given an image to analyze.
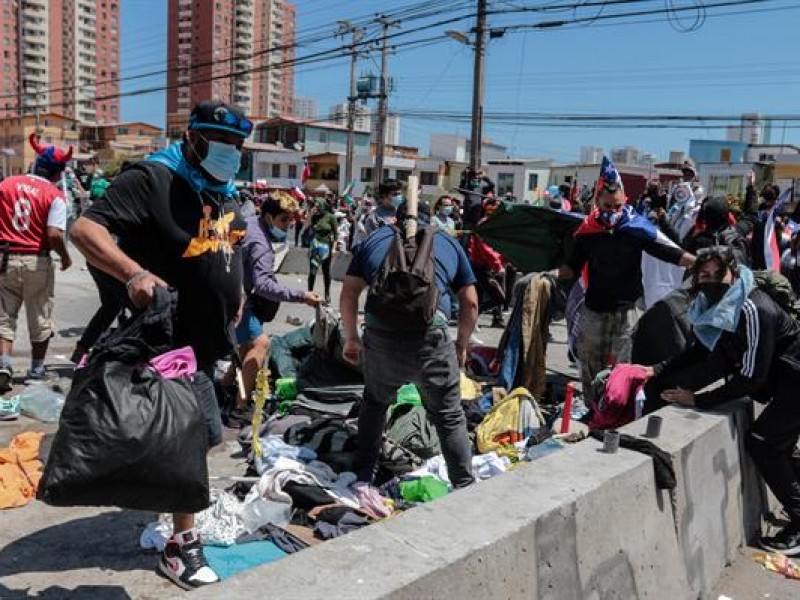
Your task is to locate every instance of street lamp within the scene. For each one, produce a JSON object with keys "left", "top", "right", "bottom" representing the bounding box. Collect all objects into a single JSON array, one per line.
[
  {"left": 445, "top": 30, "right": 471, "bottom": 45},
  {"left": 444, "top": 0, "right": 487, "bottom": 172}
]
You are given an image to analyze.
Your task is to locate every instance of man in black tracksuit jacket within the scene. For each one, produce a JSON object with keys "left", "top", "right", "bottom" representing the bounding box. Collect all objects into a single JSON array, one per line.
[{"left": 645, "top": 246, "right": 800, "bottom": 555}]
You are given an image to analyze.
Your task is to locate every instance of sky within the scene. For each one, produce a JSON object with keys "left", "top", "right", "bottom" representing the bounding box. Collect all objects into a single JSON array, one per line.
[{"left": 121, "top": 0, "right": 800, "bottom": 163}]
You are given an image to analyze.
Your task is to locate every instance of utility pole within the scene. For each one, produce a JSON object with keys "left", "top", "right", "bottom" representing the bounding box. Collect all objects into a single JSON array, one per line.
[
  {"left": 373, "top": 16, "right": 398, "bottom": 192},
  {"left": 469, "top": 0, "right": 487, "bottom": 172},
  {"left": 336, "top": 21, "right": 364, "bottom": 190}
]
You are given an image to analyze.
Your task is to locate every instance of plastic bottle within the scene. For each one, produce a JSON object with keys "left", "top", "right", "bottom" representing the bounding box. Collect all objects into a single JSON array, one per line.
[{"left": 16, "top": 384, "right": 65, "bottom": 423}]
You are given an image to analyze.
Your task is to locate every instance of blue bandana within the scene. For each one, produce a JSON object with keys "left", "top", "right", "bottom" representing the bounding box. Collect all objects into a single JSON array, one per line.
[
  {"left": 146, "top": 142, "right": 236, "bottom": 197},
  {"left": 688, "top": 266, "right": 755, "bottom": 350}
]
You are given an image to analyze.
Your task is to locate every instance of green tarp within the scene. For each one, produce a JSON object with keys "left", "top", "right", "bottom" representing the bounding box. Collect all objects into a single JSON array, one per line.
[{"left": 473, "top": 202, "right": 583, "bottom": 273}]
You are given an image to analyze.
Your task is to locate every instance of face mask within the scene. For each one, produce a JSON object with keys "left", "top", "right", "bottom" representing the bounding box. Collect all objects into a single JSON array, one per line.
[
  {"left": 269, "top": 225, "right": 287, "bottom": 241},
  {"left": 697, "top": 281, "right": 730, "bottom": 305},
  {"left": 390, "top": 194, "right": 404, "bottom": 209},
  {"left": 200, "top": 139, "right": 241, "bottom": 182},
  {"left": 598, "top": 209, "right": 623, "bottom": 228},
  {"left": 441, "top": 206, "right": 453, "bottom": 216}
]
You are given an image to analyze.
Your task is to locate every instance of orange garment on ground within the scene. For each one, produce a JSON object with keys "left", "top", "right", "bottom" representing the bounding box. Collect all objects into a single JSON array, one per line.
[{"left": 0, "top": 431, "right": 45, "bottom": 509}]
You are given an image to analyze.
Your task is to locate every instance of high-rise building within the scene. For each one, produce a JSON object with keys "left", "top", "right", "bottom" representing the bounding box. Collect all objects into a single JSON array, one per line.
[
  {"left": 580, "top": 145, "right": 604, "bottom": 164},
  {"left": 166, "top": 0, "right": 296, "bottom": 139},
  {"left": 328, "top": 102, "right": 371, "bottom": 132},
  {"left": 293, "top": 96, "right": 318, "bottom": 121},
  {"left": 611, "top": 145, "right": 642, "bottom": 166},
  {"left": 0, "top": 0, "right": 121, "bottom": 123},
  {"left": 726, "top": 112, "right": 765, "bottom": 145},
  {"left": 372, "top": 113, "right": 400, "bottom": 146}
]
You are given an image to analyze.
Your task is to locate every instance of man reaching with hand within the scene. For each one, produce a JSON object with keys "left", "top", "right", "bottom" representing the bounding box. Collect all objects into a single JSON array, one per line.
[{"left": 339, "top": 211, "right": 479, "bottom": 489}]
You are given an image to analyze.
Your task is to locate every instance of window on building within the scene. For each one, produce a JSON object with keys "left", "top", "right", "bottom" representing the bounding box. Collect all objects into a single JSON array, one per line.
[
  {"left": 527, "top": 173, "right": 538, "bottom": 191},
  {"left": 287, "top": 164, "right": 297, "bottom": 179},
  {"left": 117, "top": 127, "right": 128, "bottom": 134},
  {"left": 497, "top": 172, "right": 515, "bottom": 196},
  {"left": 419, "top": 171, "right": 437, "bottom": 186},
  {"left": 271, "top": 164, "right": 281, "bottom": 178},
  {"left": 395, "top": 169, "right": 411, "bottom": 183},
  {"left": 360, "top": 167, "right": 373, "bottom": 182}
]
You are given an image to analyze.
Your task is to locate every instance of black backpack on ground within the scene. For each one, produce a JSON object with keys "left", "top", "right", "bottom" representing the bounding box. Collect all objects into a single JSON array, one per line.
[{"left": 365, "top": 225, "right": 440, "bottom": 331}]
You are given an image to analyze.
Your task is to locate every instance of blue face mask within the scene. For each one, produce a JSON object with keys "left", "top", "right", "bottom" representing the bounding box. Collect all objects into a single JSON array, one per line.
[
  {"left": 390, "top": 194, "right": 404, "bottom": 209},
  {"left": 269, "top": 225, "right": 287, "bottom": 241},
  {"left": 441, "top": 206, "right": 453, "bottom": 216},
  {"left": 200, "top": 140, "right": 241, "bottom": 182}
]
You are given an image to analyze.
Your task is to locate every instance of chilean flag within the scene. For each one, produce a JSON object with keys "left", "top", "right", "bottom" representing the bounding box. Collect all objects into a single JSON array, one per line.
[
  {"left": 301, "top": 158, "right": 311, "bottom": 184},
  {"left": 764, "top": 187, "right": 794, "bottom": 272}
]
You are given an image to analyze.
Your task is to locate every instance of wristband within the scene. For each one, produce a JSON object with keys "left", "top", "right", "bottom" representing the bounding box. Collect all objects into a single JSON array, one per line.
[{"left": 125, "top": 269, "right": 150, "bottom": 291}]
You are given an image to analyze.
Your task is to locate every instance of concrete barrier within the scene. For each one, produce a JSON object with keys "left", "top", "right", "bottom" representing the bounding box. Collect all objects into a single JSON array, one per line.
[
  {"left": 277, "top": 248, "right": 352, "bottom": 282},
  {"left": 187, "top": 400, "right": 770, "bottom": 600}
]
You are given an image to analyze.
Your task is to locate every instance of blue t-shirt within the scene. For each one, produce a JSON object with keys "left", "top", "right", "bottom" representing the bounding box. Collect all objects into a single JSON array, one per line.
[{"left": 347, "top": 225, "right": 476, "bottom": 318}]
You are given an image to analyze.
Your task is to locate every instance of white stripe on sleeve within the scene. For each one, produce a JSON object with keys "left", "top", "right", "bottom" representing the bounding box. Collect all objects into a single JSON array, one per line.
[{"left": 741, "top": 300, "right": 759, "bottom": 378}]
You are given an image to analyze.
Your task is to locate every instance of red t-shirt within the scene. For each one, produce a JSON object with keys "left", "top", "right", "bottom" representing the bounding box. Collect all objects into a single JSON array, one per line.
[{"left": 0, "top": 174, "right": 65, "bottom": 253}]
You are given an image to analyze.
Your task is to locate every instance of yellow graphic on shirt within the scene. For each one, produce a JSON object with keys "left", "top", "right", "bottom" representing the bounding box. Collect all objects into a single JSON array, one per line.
[{"left": 183, "top": 206, "right": 245, "bottom": 258}]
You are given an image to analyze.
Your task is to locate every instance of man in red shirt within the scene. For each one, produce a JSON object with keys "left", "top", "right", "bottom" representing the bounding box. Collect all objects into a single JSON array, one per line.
[{"left": 0, "top": 134, "right": 72, "bottom": 391}]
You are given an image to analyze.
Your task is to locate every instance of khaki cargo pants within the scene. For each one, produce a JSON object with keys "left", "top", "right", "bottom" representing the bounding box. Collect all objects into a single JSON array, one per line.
[{"left": 0, "top": 254, "right": 55, "bottom": 344}]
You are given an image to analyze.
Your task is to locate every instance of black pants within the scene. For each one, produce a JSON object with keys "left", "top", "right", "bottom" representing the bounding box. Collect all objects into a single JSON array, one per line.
[
  {"left": 746, "top": 388, "right": 800, "bottom": 526},
  {"left": 357, "top": 327, "right": 474, "bottom": 487},
  {"left": 78, "top": 265, "right": 126, "bottom": 350},
  {"left": 294, "top": 224, "right": 303, "bottom": 247},
  {"left": 308, "top": 254, "right": 332, "bottom": 299}
]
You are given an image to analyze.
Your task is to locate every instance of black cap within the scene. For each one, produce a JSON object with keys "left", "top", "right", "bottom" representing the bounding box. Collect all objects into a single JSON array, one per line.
[{"left": 188, "top": 100, "right": 253, "bottom": 137}]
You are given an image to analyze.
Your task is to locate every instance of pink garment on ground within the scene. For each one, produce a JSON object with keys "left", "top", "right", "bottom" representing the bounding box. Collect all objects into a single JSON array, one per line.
[
  {"left": 351, "top": 482, "right": 392, "bottom": 519},
  {"left": 588, "top": 364, "right": 650, "bottom": 431},
  {"left": 148, "top": 346, "right": 197, "bottom": 379}
]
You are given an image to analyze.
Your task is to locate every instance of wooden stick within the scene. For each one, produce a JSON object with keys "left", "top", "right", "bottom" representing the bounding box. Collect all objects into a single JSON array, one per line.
[{"left": 406, "top": 174, "right": 419, "bottom": 238}]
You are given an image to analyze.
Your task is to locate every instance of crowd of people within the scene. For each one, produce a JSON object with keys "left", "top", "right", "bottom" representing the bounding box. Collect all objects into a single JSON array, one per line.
[{"left": 3, "top": 98, "right": 800, "bottom": 590}]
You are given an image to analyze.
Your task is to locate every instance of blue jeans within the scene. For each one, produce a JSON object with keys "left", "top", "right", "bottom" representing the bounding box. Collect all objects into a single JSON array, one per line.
[{"left": 358, "top": 327, "right": 474, "bottom": 487}]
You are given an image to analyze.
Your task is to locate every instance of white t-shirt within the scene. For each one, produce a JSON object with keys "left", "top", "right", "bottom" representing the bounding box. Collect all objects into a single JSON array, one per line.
[{"left": 47, "top": 196, "right": 68, "bottom": 230}]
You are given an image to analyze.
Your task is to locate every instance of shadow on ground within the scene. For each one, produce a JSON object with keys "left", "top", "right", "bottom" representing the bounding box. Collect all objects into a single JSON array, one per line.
[
  {"left": 0, "top": 511, "right": 154, "bottom": 580},
  {"left": 56, "top": 327, "right": 86, "bottom": 339},
  {"left": 0, "top": 584, "right": 133, "bottom": 600}
]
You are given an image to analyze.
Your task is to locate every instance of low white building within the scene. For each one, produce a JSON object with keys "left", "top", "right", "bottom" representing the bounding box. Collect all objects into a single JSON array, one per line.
[
  {"left": 429, "top": 133, "right": 507, "bottom": 165},
  {"left": 247, "top": 142, "right": 305, "bottom": 189},
  {"left": 484, "top": 159, "right": 553, "bottom": 204}
]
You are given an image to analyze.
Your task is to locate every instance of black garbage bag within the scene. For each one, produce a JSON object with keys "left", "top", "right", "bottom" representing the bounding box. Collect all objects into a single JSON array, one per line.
[{"left": 37, "top": 288, "right": 210, "bottom": 513}]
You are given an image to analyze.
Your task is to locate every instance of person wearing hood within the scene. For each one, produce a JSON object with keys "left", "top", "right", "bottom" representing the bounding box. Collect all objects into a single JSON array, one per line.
[
  {"left": 559, "top": 157, "right": 695, "bottom": 405},
  {"left": 0, "top": 133, "right": 73, "bottom": 389},
  {"left": 642, "top": 245, "right": 800, "bottom": 557},
  {"left": 683, "top": 196, "right": 750, "bottom": 266},
  {"left": 69, "top": 100, "right": 252, "bottom": 590}
]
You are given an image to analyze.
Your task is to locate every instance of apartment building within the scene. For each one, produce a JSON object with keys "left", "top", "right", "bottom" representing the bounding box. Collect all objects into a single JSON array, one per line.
[
  {"left": 0, "top": 0, "right": 120, "bottom": 123},
  {"left": 166, "top": 0, "right": 296, "bottom": 138}
]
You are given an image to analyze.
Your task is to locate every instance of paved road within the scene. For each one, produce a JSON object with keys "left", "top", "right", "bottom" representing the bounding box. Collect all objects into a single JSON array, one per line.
[{"left": 0, "top": 248, "right": 794, "bottom": 598}]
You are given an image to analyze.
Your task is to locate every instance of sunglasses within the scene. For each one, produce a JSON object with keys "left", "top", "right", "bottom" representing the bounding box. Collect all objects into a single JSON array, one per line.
[{"left": 190, "top": 107, "right": 253, "bottom": 136}]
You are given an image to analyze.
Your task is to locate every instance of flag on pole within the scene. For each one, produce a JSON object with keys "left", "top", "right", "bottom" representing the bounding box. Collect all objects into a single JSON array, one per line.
[
  {"left": 301, "top": 158, "right": 311, "bottom": 184},
  {"left": 290, "top": 185, "right": 306, "bottom": 202},
  {"left": 764, "top": 187, "right": 793, "bottom": 272}
]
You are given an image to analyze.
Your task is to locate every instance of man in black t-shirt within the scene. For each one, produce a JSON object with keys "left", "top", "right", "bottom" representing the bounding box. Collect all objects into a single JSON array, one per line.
[
  {"left": 559, "top": 159, "right": 695, "bottom": 406},
  {"left": 70, "top": 100, "right": 253, "bottom": 591}
]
